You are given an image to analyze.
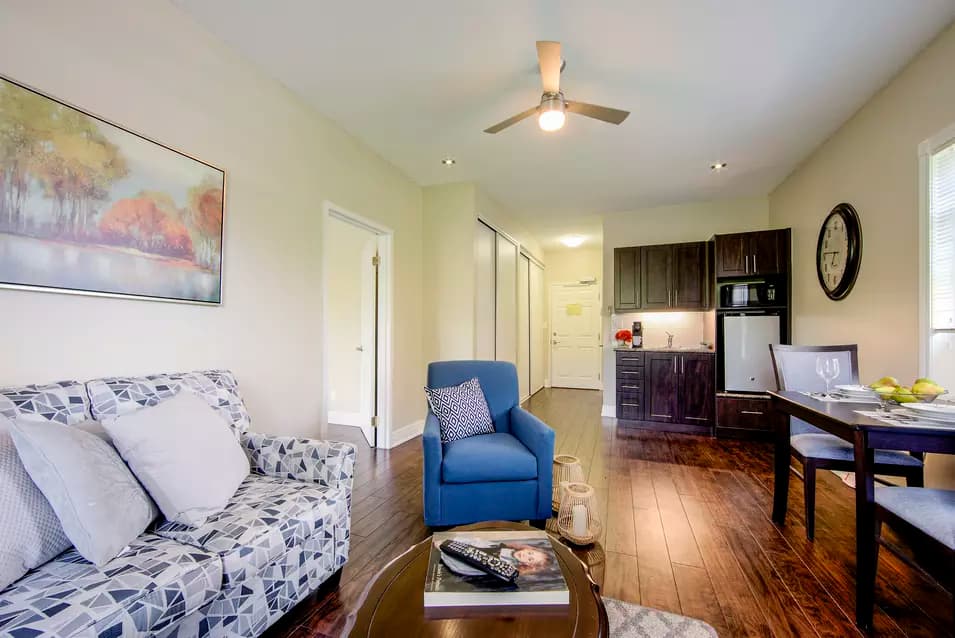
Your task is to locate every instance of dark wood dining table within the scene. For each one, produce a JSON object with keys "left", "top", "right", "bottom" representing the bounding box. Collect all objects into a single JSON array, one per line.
[{"left": 769, "top": 390, "right": 955, "bottom": 630}]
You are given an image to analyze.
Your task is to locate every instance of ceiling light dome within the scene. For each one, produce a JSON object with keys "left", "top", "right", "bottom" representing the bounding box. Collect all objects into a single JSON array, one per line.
[
  {"left": 538, "top": 93, "right": 566, "bottom": 132},
  {"left": 560, "top": 235, "right": 585, "bottom": 248}
]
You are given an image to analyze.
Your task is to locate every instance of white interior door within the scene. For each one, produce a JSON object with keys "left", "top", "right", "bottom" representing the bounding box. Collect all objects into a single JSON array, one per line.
[
  {"left": 495, "top": 234, "right": 518, "bottom": 365},
  {"left": 474, "top": 221, "right": 496, "bottom": 360},
  {"left": 325, "top": 216, "right": 379, "bottom": 446},
  {"left": 550, "top": 283, "right": 601, "bottom": 389},
  {"left": 517, "top": 254, "right": 530, "bottom": 401},
  {"left": 529, "top": 261, "right": 545, "bottom": 393}
]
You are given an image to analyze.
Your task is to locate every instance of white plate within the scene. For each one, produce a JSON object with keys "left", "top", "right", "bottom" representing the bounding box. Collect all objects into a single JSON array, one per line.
[
  {"left": 834, "top": 384, "right": 875, "bottom": 395},
  {"left": 901, "top": 403, "right": 955, "bottom": 422}
]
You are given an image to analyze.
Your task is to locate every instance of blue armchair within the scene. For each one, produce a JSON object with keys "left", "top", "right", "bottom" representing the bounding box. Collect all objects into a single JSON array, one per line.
[{"left": 423, "top": 361, "right": 555, "bottom": 527}]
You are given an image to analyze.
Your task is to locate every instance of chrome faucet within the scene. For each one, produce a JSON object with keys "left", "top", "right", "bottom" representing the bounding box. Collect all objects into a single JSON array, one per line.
[{"left": 666, "top": 332, "right": 674, "bottom": 349}]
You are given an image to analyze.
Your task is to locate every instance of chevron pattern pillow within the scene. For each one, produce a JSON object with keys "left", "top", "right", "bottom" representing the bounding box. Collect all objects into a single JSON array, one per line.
[{"left": 425, "top": 378, "right": 495, "bottom": 443}]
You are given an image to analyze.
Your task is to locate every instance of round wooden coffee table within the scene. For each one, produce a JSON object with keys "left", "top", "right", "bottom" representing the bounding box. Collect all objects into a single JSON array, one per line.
[{"left": 345, "top": 521, "right": 608, "bottom": 637}]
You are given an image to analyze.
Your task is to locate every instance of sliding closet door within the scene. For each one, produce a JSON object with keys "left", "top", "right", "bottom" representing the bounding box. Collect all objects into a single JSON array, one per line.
[
  {"left": 529, "top": 260, "right": 546, "bottom": 394},
  {"left": 495, "top": 234, "right": 518, "bottom": 365},
  {"left": 517, "top": 254, "right": 531, "bottom": 401},
  {"left": 474, "top": 221, "right": 496, "bottom": 360}
]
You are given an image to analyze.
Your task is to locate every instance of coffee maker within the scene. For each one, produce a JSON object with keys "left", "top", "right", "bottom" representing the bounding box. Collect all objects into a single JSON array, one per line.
[{"left": 631, "top": 321, "right": 643, "bottom": 348}]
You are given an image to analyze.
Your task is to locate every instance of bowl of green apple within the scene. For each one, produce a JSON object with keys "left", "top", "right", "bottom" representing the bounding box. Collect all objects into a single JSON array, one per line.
[{"left": 868, "top": 376, "right": 948, "bottom": 408}]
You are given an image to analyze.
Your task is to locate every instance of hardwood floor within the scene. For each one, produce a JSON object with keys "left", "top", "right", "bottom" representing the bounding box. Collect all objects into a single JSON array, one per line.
[{"left": 266, "top": 388, "right": 953, "bottom": 637}]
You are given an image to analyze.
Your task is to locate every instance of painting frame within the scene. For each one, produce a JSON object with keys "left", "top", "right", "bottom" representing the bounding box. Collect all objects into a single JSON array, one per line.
[{"left": 0, "top": 74, "right": 226, "bottom": 306}]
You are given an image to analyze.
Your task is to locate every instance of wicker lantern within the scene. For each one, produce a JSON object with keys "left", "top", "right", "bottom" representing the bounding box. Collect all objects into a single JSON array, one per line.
[
  {"left": 556, "top": 482, "right": 602, "bottom": 546},
  {"left": 551, "top": 455, "right": 585, "bottom": 511}
]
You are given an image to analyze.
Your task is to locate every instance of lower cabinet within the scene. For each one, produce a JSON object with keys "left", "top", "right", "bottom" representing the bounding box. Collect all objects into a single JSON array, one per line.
[
  {"left": 716, "top": 394, "right": 772, "bottom": 439},
  {"left": 620, "top": 351, "right": 714, "bottom": 433}
]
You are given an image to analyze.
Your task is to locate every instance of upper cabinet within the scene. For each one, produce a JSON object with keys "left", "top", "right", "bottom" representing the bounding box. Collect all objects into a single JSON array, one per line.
[
  {"left": 714, "top": 229, "right": 790, "bottom": 278},
  {"left": 613, "top": 241, "right": 710, "bottom": 312},
  {"left": 613, "top": 247, "right": 641, "bottom": 311}
]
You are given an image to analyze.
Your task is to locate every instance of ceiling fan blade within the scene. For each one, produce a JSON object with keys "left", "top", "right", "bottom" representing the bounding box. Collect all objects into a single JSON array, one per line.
[
  {"left": 536, "top": 41, "right": 561, "bottom": 94},
  {"left": 483, "top": 106, "right": 539, "bottom": 134},
  {"left": 566, "top": 101, "right": 630, "bottom": 125}
]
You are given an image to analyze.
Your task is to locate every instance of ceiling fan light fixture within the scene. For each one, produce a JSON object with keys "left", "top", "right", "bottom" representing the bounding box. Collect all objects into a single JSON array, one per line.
[{"left": 538, "top": 93, "right": 566, "bottom": 132}]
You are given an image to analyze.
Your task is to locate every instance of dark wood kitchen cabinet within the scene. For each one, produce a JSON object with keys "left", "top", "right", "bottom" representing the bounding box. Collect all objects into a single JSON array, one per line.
[
  {"left": 618, "top": 350, "right": 715, "bottom": 433},
  {"left": 673, "top": 242, "right": 707, "bottom": 309},
  {"left": 714, "top": 229, "right": 790, "bottom": 278},
  {"left": 679, "top": 354, "right": 715, "bottom": 424},
  {"left": 645, "top": 352, "right": 680, "bottom": 423},
  {"left": 613, "top": 247, "right": 641, "bottom": 311},
  {"left": 640, "top": 245, "right": 673, "bottom": 310}
]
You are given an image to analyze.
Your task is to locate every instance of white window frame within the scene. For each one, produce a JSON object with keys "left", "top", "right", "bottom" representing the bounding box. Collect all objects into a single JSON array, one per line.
[{"left": 918, "top": 121, "right": 955, "bottom": 377}]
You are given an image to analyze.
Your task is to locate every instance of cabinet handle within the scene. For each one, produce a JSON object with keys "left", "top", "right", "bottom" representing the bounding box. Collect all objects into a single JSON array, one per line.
[
  {"left": 620, "top": 357, "right": 641, "bottom": 361},
  {"left": 621, "top": 385, "right": 640, "bottom": 389},
  {"left": 620, "top": 371, "right": 640, "bottom": 375},
  {"left": 744, "top": 254, "right": 749, "bottom": 274},
  {"left": 741, "top": 410, "right": 764, "bottom": 415},
  {"left": 650, "top": 413, "right": 672, "bottom": 419},
  {"left": 673, "top": 357, "right": 677, "bottom": 373},
  {"left": 667, "top": 289, "right": 671, "bottom": 306},
  {"left": 681, "top": 356, "right": 685, "bottom": 374},
  {"left": 621, "top": 403, "right": 640, "bottom": 407},
  {"left": 686, "top": 416, "right": 707, "bottom": 421},
  {"left": 753, "top": 254, "right": 758, "bottom": 273}
]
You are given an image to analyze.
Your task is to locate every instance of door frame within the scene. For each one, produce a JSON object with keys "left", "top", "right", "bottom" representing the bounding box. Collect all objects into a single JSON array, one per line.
[
  {"left": 321, "top": 201, "right": 394, "bottom": 448},
  {"left": 548, "top": 281, "right": 602, "bottom": 391}
]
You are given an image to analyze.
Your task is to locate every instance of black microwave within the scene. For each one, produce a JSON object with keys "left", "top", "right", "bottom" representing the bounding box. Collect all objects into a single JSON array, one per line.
[{"left": 718, "top": 280, "right": 782, "bottom": 308}]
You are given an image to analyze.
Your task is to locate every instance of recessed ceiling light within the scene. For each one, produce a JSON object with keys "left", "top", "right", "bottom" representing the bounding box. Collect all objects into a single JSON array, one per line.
[
  {"left": 710, "top": 162, "right": 728, "bottom": 172},
  {"left": 560, "top": 235, "right": 585, "bottom": 248},
  {"left": 441, "top": 157, "right": 456, "bottom": 166}
]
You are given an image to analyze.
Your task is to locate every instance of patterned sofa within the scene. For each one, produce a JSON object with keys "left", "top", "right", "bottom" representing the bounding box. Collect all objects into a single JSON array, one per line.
[{"left": 0, "top": 370, "right": 355, "bottom": 638}]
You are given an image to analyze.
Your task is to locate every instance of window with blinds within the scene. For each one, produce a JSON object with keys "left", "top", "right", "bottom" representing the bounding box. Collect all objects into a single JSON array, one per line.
[{"left": 930, "top": 140, "right": 955, "bottom": 332}]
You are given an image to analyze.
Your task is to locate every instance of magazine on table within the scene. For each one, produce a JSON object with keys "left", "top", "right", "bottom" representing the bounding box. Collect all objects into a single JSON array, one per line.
[{"left": 423, "top": 530, "right": 569, "bottom": 608}]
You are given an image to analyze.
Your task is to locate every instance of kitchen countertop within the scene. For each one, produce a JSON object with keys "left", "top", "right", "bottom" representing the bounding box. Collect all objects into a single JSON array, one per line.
[{"left": 613, "top": 346, "right": 716, "bottom": 354}]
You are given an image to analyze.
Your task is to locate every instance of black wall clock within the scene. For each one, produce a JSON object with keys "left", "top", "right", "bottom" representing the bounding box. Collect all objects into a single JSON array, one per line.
[{"left": 816, "top": 202, "right": 862, "bottom": 301}]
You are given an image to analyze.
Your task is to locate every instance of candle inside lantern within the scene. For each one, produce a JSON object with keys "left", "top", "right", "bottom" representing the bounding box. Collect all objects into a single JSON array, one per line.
[{"left": 571, "top": 503, "right": 587, "bottom": 537}]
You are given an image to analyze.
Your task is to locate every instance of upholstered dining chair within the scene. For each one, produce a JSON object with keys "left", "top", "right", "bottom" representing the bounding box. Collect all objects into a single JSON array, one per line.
[
  {"left": 422, "top": 361, "right": 555, "bottom": 527},
  {"left": 769, "top": 344, "right": 925, "bottom": 540},
  {"left": 865, "top": 487, "right": 955, "bottom": 626}
]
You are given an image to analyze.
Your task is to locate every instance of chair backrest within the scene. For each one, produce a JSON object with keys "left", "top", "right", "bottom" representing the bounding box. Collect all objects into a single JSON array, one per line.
[
  {"left": 426, "top": 361, "right": 518, "bottom": 433},
  {"left": 769, "top": 344, "right": 859, "bottom": 392}
]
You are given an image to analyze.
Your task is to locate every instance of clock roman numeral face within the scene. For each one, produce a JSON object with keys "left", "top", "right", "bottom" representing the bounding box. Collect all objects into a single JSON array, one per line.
[{"left": 819, "top": 214, "right": 849, "bottom": 291}]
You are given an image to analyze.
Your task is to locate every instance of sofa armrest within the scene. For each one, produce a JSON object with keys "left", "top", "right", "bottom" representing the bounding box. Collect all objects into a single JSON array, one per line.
[
  {"left": 422, "top": 412, "right": 443, "bottom": 524},
  {"left": 509, "top": 406, "right": 555, "bottom": 517},
  {"left": 241, "top": 431, "right": 356, "bottom": 498}
]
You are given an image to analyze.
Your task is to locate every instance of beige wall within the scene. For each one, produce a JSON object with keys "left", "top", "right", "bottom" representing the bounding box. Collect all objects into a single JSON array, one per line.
[
  {"left": 769, "top": 21, "right": 955, "bottom": 487},
  {"left": 601, "top": 197, "right": 771, "bottom": 411},
  {"left": 0, "top": 0, "right": 424, "bottom": 440},
  {"left": 422, "top": 182, "right": 546, "bottom": 364}
]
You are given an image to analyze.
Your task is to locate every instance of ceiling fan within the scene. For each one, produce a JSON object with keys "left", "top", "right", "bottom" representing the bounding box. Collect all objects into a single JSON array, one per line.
[{"left": 483, "top": 41, "right": 630, "bottom": 134}]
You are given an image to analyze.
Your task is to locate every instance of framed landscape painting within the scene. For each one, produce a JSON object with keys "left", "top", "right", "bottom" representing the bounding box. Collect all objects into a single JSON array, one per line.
[{"left": 0, "top": 76, "right": 225, "bottom": 304}]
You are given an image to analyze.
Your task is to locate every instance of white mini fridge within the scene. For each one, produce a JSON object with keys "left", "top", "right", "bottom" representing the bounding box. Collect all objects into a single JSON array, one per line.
[{"left": 722, "top": 313, "right": 781, "bottom": 392}]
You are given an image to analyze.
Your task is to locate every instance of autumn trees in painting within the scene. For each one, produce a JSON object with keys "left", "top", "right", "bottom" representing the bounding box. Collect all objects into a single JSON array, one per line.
[
  {"left": 0, "top": 79, "right": 222, "bottom": 264},
  {"left": 0, "top": 77, "right": 224, "bottom": 302}
]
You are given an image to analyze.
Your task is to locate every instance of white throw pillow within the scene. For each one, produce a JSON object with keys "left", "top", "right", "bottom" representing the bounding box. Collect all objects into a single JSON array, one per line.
[
  {"left": 103, "top": 391, "right": 249, "bottom": 527},
  {"left": 9, "top": 417, "right": 158, "bottom": 566},
  {"left": 0, "top": 415, "right": 72, "bottom": 588}
]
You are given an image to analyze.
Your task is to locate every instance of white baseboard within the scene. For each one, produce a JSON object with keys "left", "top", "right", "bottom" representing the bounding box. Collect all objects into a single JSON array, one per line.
[
  {"left": 601, "top": 404, "right": 616, "bottom": 418},
  {"left": 328, "top": 411, "right": 365, "bottom": 427},
  {"left": 386, "top": 419, "right": 424, "bottom": 449}
]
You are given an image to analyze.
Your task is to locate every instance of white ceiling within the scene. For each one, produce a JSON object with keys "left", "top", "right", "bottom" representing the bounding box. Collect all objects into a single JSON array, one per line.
[{"left": 173, "top": 0, "right": 954, "bottom": 248}]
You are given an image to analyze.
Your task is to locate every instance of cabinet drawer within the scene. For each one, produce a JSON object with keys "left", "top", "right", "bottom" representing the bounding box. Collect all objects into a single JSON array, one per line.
[
  {"left": 615, "top": 351, "right": 645, "bottom": 368},
  {"left": 616, "top": 382, "right": 643, "bottom": 396},
  {"left": 617, "top": 401, "right": 643, "bottom": 421},
  {"left": 717, "top": 396, "right": 771, "bottom": 431},
  {"left": 617, "top": 369, "right": 643, "bottom": 383}
]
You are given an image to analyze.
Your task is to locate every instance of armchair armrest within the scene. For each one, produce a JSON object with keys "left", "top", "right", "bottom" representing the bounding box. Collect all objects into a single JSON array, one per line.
[
  {"left": 422, "top": 412, "right": 443, "bottom": 524},
  {"left": 241, "top": 431, "right": 356, "bottom": 501},
  {"left": 509, "top": 406, "right": 555, "bottom": 519}
]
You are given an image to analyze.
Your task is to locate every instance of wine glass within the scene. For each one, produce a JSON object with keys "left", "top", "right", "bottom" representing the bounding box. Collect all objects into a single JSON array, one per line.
[{"left": 815, "top": 356, "right": 840, "bottom": 397}]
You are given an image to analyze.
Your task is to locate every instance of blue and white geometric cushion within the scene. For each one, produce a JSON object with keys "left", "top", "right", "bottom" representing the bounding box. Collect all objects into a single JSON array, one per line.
[{"left": 424, "top": 377, "right": 495, "bottom": 443}]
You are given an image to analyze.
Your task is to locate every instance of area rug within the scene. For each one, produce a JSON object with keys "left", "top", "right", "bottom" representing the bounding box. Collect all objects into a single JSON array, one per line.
[{"left": 604, "top": 597, "right": 718, "bottom": 637}]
